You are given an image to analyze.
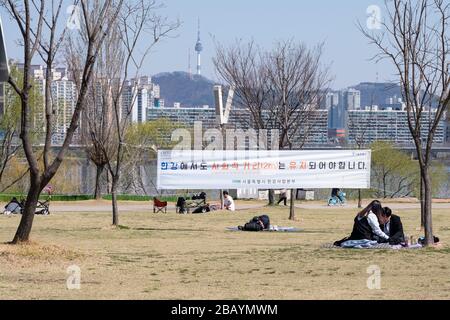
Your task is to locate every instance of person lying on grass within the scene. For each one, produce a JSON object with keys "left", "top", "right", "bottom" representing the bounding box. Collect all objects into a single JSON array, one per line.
[{"left": 238, "top": 215, "right": 270, "bottom": 231}]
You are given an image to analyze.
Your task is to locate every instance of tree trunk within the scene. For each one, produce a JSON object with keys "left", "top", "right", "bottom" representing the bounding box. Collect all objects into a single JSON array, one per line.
[
  {"left": 12, "top": 178, "right": 41, "bottom": 243},
  {"left": 358, "top": 189, "right": 362, "bottom": 208},
  {"left": 289, "top": 189, "right": 296, "bottom": 221},
  {"left": 106, "top": 170, "right": 112, "bottom": 194},
  {"left": 111, "top": 176, "right": 119, "bottom": 226},
  {"left": 420, "top": 176, "right": 425, "bottom": 228},
  {"left": 268, "top": 189, "right": 275, "bottom": 206},
  {"left": 94, "top": 164, "right": 104, "bottom": 200},
  {"left": 422, "top": 167, "right": 434, "bottom": 246}
]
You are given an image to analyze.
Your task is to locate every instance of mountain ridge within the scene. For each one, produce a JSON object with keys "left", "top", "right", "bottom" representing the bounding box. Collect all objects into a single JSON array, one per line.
[
  {"left": 153, "top": 71, "right": 403, "bottom": 109},
  {"left": 152, "top": 71, "right": 216, "bottom": 108}
]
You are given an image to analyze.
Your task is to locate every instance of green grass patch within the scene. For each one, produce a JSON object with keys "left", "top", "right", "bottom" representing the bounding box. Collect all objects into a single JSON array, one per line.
[
  {"left": 0, "top": 193, "right": 183, "bottom": 202},
  {"left": 0, "top": 193, "right": 94, "bottom": 202}
]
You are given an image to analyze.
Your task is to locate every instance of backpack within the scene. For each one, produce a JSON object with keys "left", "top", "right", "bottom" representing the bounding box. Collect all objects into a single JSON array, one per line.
[{"left": 418, "top": 236, "right": 440, "bottom": 245}]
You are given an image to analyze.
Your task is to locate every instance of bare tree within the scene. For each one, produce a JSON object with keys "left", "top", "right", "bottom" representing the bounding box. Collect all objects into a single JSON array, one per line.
[
  {"left": 348, "top": 113, "right": 371, "bottom": 208},
  {"left": 82, "top": 34, "right": 119, "bottom": 200},
  {"left": 81, "top": 0, "right": 179, "bottom": 226},
  {"left": 213, "top": 41, "right": 277, "bottom": 203},
  {"left": 1, "top": 0, "right": 123, "bottom": 243},
  {"left": 0, "top": 124, "right": 18, "bottom": 184},
  {"left": 121, "top": 119, "right": 181, "bottom": 196},
  {"left": 360, "top": 0, "right": 449, "bottom": 245},
  {"left": 1, "top": 68, "right": 24, "bottom": 190},
  {"left": 214, "top": 40, "right": 331, "bottom": 220},
  {"left": 347, "top": 94, "right": 377, "bottom": 208},
  {"left": 265, "top": 41, "right": 330, "bottom": 220},
  {"left": 0, "top": 81, "right": 20, "bottom": 185}
]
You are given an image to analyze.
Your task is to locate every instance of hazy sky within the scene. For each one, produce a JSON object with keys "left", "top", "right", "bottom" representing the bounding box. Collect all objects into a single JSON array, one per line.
[{"left": 1, "top": 0, "right": 394, "bottom": 89}]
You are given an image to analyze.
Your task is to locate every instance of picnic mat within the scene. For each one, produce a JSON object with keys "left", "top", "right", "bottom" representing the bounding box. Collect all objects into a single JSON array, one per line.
[
  {"left": 227, "top": 226, "right": 303, "bottom": 233},
  {"left": 321, "top": 243, "right": 423, "bottom": 250}
]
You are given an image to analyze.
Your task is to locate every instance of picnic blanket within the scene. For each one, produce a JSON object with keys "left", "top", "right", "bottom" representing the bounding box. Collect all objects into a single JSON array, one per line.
[
  {"left": 322, "top": 240, "right": 423, "bottom": 250},
  {"left": 227, "top": 226, "right": 302, "bottom": 233}
]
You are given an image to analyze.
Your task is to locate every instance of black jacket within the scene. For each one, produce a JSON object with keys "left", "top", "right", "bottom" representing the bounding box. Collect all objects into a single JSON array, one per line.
[
  {"left": 333, "top": 215, "right": 373, "bottom": 246},
  {"left": 380, "top": 214, "right": 405, "bottom": 245},
  {"left": 349, "top": 215, "right": 373, "bottom": 241}
]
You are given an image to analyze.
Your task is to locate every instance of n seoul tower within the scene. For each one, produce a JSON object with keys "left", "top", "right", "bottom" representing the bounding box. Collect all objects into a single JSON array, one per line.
[{"left": 194, "top": 19, "right": 203, "bottom": 76}]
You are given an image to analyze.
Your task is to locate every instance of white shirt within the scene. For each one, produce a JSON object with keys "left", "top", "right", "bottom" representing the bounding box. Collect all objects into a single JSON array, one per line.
[
  {"left": 224, "top": 196, "right": 235, "bottom": 211},
  {"left": 383, "top": 220, "right": 391, "bottom": 236},
  {"left": 366, "top": 211, "right": 389, "bottom": 240}
]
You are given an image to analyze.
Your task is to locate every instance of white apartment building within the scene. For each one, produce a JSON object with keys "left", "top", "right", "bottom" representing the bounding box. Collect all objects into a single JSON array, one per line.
[
  {"left": 348, "top": 109, "right": 447, "bottom": 145},
  {"left": 122, "top": 76, "right": 161, "bottom": 123}
]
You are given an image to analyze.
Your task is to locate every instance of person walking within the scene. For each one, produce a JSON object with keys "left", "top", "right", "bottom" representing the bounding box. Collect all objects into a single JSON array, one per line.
[{"left": 277, "top": 189, "right": 288, "bottom": 206}]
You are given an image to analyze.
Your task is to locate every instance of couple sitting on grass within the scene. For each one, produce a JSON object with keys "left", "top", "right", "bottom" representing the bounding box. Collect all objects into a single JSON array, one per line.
[{"left": 335, "top": 200, "right": 405, "bottom": 247}]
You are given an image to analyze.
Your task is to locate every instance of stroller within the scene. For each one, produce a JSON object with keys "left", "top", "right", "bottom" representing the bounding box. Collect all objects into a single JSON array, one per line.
[
  {"left": 35, "top": 185, "right": 52, "bottom": 215},
  {"left": 328, "top": 190, "right": 346, "bottom": 206},
  {"left": 177, "top": 192, "right": 207, "bottom": 214},
  {"left": 35, "top": 199, "right": 50, "bottom": 215},
  {"left": 191, "top": 192, "right": 206, "bottom": 201}
]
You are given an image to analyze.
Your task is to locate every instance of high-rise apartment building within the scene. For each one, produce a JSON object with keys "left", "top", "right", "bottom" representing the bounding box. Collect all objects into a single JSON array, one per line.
[
  {"left": 347, "top": 110, "right": 446, "bottom": 145},
  {"left": 13, "top": 63, "right": 79, "bottom": 144},
  {"left": 121, "top": 76, "right": 161, "bottom": 123},
  {"left": 147, "top": 106, "right": 329, "bottom": 148},
  {"left": 343, "top": 88, "right": 361, "bottom": 111},
  {"left": 51, "top": 77, "right": 77, "bottom": 144},
  {"left": 325, "top": 92, "right": 339, "bottom": 109}
]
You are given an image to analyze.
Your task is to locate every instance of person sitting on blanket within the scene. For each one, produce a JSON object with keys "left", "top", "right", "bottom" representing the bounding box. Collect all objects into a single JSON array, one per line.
[
  {"left": 378, "top": 207, "right": 405, "bottom": 245},
  {"left": 3, "top": 197, "right": 22, "bottom": 215},
  {"left": 334, "top": 200, "right": 389, "bottom": 246}
]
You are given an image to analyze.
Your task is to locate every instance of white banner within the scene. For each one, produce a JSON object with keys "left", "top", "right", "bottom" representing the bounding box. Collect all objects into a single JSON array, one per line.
[{"left": 157, "top": 150, "right": 371, "bottom": 190}]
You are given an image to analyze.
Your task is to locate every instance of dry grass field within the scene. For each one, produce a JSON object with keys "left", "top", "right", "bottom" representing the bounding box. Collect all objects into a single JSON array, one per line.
[{"left": 0, "top": 201, "right": 449, "bottom": 300}]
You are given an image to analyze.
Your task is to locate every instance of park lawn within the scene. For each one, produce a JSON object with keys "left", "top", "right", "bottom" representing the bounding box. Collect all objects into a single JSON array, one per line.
[{"left": 0, "top": 204, "right": 449, "bottom": 300}]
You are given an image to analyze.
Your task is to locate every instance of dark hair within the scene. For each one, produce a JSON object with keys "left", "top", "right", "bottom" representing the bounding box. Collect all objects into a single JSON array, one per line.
[
  {"left": 371, "top": 200, "right": 384, "bottom": 216},
  {"left": 223, "top": 191, "right": 229, "bottom": 196},
  {"left": 383, "top": 207, "right": 392, "bottom": 217},
  {"left": 358, "top": 200, "right": 383, "bottom": 218}
]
